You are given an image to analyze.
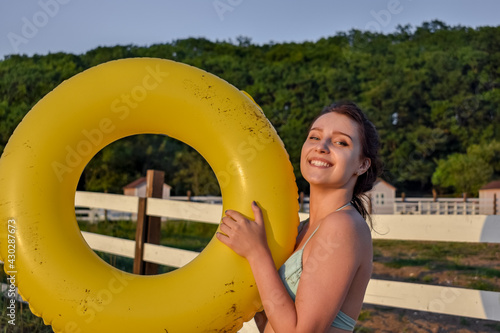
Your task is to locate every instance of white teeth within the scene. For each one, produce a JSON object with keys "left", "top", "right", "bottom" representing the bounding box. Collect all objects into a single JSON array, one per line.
[{"left": 310, "top": 160, "right": 332, "bottom": 167}]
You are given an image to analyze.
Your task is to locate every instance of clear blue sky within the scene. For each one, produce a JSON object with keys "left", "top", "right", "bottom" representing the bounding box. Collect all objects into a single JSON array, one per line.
[{"left": 1, "top": 0, "right": 500, "bottom": 60}]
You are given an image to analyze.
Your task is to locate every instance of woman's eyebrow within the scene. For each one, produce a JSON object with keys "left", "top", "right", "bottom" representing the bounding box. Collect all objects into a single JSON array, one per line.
[
  {"left": 310, "top": 127, "right": 353, "bottom": 140},
  {"left": 334, "top": 131, "right": 353, "bottom": 141}
]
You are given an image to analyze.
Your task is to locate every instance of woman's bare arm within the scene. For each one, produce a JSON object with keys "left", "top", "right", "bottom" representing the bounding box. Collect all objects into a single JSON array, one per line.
[{"left": 217, "top": 204, "right": 366, "bottom": 333}]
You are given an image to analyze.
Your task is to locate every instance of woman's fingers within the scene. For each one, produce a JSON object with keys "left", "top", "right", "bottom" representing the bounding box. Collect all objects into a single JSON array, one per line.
[
  {"left": 219, "top": 216, "right": 237, "bottom": 235},
  {"left": 224, "top": 209, "right": 244, "bottom": 222},
  {"left": 218, "top": 202, "right": 265, "bottom": 239},
  {"left": 251, "top": 201, "right": 264, "bottom": 226},
  {"left": 219, "top": 221, "right": 230, "bottom": 235},
  {"left": 221, "top": 215, "right": 235, "bottom": 226},
  {"left": 217, "top": 202, "right": 269, "bottom": 259},
  {"left": 217, "top": 216, "right": 234, "bottom": 242},
  {"left": 226, "top": 201, "right": 263, "bottom": 225},
  {"left": 216, "top": 230, "right": 231, "bottom": 246}
]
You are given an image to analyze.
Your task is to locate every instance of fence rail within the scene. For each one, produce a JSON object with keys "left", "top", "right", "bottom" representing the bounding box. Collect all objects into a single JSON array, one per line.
[
  {"left": 77, "top": 195, "right": 499, "bottom": 222},
  {"left": 391, "top": 197, "right": 497, "bottom": 215},
  {"left": 72, "top": 191, "right": 500, "bottom": 328}
]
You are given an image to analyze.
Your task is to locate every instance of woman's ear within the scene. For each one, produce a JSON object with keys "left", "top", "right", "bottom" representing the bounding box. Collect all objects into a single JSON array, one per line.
[{"left": 357, "top": 158, "right": 371, "bottom": 176}]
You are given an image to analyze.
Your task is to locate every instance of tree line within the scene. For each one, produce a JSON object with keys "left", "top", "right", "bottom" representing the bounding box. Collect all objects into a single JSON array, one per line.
[{"left": 0, "top": 20, "right": 499, "bottom": 196}]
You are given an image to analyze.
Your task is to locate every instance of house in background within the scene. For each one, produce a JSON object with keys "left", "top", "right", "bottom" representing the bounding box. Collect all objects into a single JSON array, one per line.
[
  {"left": 368, "top": 178, "right": 396, "bottom": 214},
  {"left": 479, "top": 180, "right": 500, "bottom": 215},
  {"left": 123, "top": 177, "right": 172, "bottom": 199}
]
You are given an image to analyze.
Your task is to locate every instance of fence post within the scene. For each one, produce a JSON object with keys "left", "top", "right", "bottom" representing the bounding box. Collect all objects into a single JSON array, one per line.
[
  {"left": 133, "top": 170, "right": 165, "bottom": 275},
  {"left": 463, "top": 193, "right": 467, "bottom": 214},
  {"left": 133, "top": 197, "right": 147, "bottom": 274},
  {"left": 494, "top": 193, "right": 497, "bottom": 215},
  {"left": 299, "top": 192, "right": 304, "bottom": 212},
  {"left": 368, "top": 193, "right": 373, "bottom": 214},
  {"left": 398, "top": 192, "right": 405, "bottom": 214}
]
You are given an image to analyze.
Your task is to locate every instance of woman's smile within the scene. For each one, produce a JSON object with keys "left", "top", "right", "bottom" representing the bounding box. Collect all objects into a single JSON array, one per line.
[{"left": 309, "top": 158, "right": 333, "bottom": 168}]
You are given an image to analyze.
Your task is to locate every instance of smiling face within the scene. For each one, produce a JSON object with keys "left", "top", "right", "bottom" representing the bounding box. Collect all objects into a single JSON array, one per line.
[{"left": 300, "top": 112, "right": 370, "bottom": 190}]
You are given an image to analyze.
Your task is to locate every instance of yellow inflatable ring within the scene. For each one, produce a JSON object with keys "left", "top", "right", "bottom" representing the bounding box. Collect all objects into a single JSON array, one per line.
[{"left": 0, "top": 58, "right": 299, "bottom": 332}]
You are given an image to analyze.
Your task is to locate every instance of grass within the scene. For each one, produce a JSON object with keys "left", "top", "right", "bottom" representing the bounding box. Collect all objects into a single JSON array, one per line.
[
  {"left": 486, "top": 323, "right": 500, "bottom": 331},
  {"left": 460, "top": 317, "right": 470, "bottom": 326},
  {"left": 356, "top": 304, "right": 500, "bottom": 333},
  {"left": 373, "top": 239, "right": 493, "bottom": 258},
  {"left": 357, "top": 309, "right": 372, "bottom": 321},
  {"left": 160, "top": 219, "right": 218, "bottom": 252},
  {"left": 464, "top": 267, "right": 500, "bottom": 279},
  {"left": 382, "top": 258, "right": 434, "bottom": 268},
  {"left": 467, "top": 279, "right": 497, "bottom": 291},
  {"left": 373, "top": 239, "right": 500, "bottom": 291},
  {"left": 0, "top": 294, "right": 52, "bottom": 332},
  {"left": 422, "top": 275, "right": 434, "bottom": 283}
]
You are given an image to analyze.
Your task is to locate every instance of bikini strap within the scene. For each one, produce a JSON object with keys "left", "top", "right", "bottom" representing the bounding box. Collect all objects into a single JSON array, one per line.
[
  {"left": 300, "top": 202, "right": 351, "bottom": 250},
  {"left": 336, "top": 202, "right": 352, "bottom": 212}
]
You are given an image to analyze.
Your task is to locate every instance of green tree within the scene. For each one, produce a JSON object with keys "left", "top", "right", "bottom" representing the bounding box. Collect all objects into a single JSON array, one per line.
[
  {"left": 1, "top": 22, "right": 499, "bottom": 195},
  {"left": 172, "top": 148, "right": 220, "bottom": 196},
  {"left": 432, "top": 141, "right": 500, "bottom": 195},
  {"left": 432, "top": 154, "right": 491, "bottom": 195}
]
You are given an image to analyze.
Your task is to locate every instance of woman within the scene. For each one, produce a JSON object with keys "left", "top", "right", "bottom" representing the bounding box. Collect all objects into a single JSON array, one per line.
[{"left": 216, "top": 101, "right": 381, "bottom": 332}]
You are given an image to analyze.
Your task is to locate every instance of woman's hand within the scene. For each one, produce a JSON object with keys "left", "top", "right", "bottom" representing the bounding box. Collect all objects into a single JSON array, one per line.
[{"left": 216, "top": 201, "right": 270, "bottom": 261}]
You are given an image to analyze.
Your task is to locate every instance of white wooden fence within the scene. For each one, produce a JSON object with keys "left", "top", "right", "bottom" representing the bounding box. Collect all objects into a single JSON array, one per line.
[
  {"left": 289, "top": 196, "right": 498, "bottom": 216},
  {"left": 4, "top": 191, "right": 499, "bottom": 331},
  {"left": 72, "top": 191, "right": 500, "bottom": 330},
  {"left": 392, "top": 197, "right": 497, "bottom": 215}
]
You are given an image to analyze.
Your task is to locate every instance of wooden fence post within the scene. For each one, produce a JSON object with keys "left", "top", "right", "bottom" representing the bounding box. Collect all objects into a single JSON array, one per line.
[
  {"left": 299, "top": 192, "right": 304, "bottom": 212},
  {"left": 133, "top": 197, "right": 147, "bottom": 274},
  {"left": 368, "top": 193, "right": 373, "bottom": 214},
  {"left": 463, "top": 192, "right": 467, "bottom": 214},
  {"left": 494, "top": 193, "right": 497, "bottom": 215},
  {"left": 133, "top": 170, "right": 165, "bottom": 275},
  {"left": 400, "top": 192, "right": 406, "bottom": 214}
]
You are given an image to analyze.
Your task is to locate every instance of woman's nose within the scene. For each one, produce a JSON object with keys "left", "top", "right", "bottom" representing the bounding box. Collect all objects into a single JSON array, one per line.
[{"left": 315, "top": 139, "right": 329, "bottom": 153}]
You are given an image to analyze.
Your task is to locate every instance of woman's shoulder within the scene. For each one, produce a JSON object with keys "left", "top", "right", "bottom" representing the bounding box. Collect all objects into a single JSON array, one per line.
[
  {"left": 318, "top": 209, "right": 372, "bottom": 243},
  {"left": 305, "top": 210, "right": 372, "bottom": 272}
]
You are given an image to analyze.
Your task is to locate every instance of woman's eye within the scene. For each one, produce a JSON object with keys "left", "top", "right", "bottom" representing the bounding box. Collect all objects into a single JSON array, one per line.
[
  {"left": 335, "top": 141, "right": 348, "bottom": 146},
  {"left": 309, "top": 136, "right": 319, "bottom": 140}
]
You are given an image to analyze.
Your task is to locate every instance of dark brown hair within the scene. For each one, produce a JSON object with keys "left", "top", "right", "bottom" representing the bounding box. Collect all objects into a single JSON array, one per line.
[{"left": 311, "top": 101, "right": 382, "bottom": 227}]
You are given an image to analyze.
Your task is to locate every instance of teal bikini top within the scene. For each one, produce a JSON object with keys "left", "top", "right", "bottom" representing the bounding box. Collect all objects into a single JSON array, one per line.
[{"left": 278, "top": 203, "right": 356, "bottom": 331}]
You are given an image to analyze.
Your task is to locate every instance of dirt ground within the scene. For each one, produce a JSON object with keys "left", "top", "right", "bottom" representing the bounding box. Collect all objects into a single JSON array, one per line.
[
  {"left": 355, "top": 241, "right": 500, "bottom": 332},
  {"left": 356, "top": 305, "right": 500, "bottom": 332}
]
